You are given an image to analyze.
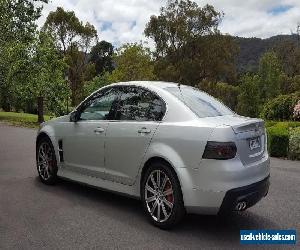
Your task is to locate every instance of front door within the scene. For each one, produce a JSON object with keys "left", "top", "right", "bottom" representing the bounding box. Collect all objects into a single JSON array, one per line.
[
  {"left": 62, "top": 87, "right": 120, "bottom": 178},
  {"left": 104, "top": 85, "right": 166, "bottom": 185}
]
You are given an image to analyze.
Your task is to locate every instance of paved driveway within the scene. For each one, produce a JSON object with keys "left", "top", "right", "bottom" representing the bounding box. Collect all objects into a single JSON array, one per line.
[{"left": 0, "top": 123, "right": 299, "bottom": 249}]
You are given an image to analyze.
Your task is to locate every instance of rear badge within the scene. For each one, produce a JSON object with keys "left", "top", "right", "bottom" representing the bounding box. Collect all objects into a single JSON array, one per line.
[{"left": 249, "top": 137, "right": 261, "bottom": 150}]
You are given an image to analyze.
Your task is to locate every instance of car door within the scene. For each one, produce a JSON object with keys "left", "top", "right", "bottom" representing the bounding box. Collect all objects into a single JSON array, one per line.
[
  {"left": 62, "top": 87, "right": 120, "bottom": 178},
  {"left": 104, "top": 85, "right": 166, "bottom": 185}
]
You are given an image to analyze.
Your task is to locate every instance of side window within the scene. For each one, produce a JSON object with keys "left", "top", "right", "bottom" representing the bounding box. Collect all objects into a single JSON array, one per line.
[
  {"left": 79, "top": 88, "right": 119, "bottom": 121},
  {"left": 116, "top": 86, "right": 165, "bottom": 121}
]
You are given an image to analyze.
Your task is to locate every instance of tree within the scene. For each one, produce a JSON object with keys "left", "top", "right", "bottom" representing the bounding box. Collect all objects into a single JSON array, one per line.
[
  {"left": 145, "top": 0, "right": 238, "bottom": 85},
  {"left": 274, "top": 39, "right": 300, "bottom": 77},
  {"left": 43, "top": 7, "right": 82, "bottom": 54},
  {"left": 65, "top": 43, "right": 96, "bottom": 105},
  {"left": 258, "top": 51, "right": 283, "bottom": 102},
  {"left": 236, "top": 74, "right": 261, "bottom": 117},
  {"left": 0, "top": 0, "right": 48, "bottom": 111},
  {"left": 8, "top": 32, "right": 67, "bottom": 123},
  {"left": 90, "top": 41, "right": 114, "bottom": 75},
  {"left": 108, "top": 43, "right": 156, "bottom": 82},
  {"left": 43, "top": 7, "right": 98, "bottom": 106}
]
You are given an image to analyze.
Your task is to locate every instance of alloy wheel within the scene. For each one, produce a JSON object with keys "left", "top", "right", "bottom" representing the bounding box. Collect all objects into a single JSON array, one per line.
[
  {"left": 144, "top": 170, "right": 174, "bottom": 223},
  {"left": 37, "top": 142, "right": 54, "bottom": 181}
]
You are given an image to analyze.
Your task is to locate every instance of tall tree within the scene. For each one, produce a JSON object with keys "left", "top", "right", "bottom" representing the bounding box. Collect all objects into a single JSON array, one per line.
[
  {"left": 0, "top": 0, "right": 48, "bottom": 111},
  {"left": 145, "top": 0, "right": 238, "bottom": 85},
  {"left": 237, "top": 74, "right": 261, "bottom": 117},
  {"left": 258, "top": 51, "right": 283, "bottom": 102},
  {"left": 43, "top": 7, "right": 98, "bottom": 105},
  {"left": 43, "top": 7, "right": 82, "bottom": 54},
  {"left": 108, "top": 43, "right": 156, "bottom": 82},
  {"left": 274, "top": 39, "right": 300, "bottom": 77},
  {"left": 65, "top": 43, "right": 96, "bottom": 105},
  {"left": 90, "top": 41, "right": 114, "bottom": 75}
]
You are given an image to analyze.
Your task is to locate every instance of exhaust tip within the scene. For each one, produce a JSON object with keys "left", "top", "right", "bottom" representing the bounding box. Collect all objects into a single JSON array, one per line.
[{"left": 235, "top": 201, "right": 247, "bottom": 211}]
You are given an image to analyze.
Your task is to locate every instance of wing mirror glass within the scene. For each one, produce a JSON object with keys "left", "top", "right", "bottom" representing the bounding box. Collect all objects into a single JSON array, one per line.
[{"left": 70, "top": 110, "right": 79, "bottom": 122}]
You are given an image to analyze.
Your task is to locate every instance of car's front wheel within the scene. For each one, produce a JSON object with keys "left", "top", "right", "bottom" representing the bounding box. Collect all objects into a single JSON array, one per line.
[
  {"left": 36, "top": 137, "right": 58, "bottom": 185},
  {"left": 141, "top": 162, "right": 185, "bottom": 229}
]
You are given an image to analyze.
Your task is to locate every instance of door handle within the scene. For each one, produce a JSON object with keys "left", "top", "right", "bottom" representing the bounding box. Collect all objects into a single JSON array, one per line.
[
  {"left": 94, "top": 127, "right": 105, "bottom": 134},
  {"left": 138, "top": 127, "right": 151, "bottom": 134}
]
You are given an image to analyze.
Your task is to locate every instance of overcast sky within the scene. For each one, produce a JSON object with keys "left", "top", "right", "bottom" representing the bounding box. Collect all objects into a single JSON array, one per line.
[{"left": 39, "top": 0, "right": 300, "bottom": 47}]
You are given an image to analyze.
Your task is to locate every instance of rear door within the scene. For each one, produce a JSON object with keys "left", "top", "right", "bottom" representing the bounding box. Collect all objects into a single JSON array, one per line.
[{"left": 104, "top": 86, "right": 166, "bottom": 185}]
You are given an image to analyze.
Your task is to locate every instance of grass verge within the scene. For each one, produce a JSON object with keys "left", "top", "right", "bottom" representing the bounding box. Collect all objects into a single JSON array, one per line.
[{"left": 0, "top": 112, "right": 52, "bottom": 128}]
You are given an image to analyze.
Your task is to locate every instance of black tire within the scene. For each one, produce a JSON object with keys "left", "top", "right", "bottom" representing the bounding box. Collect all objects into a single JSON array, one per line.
[
  {"left": 141, "top": 161, "right": 185, "bottom": 229},
  {"left": 36, "top": 136, "right": 58, "bottom": 185}
]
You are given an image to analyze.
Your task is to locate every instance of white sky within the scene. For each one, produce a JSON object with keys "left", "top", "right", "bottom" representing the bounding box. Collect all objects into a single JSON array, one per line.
[{"left": 38, "top": 0, "right": 300, "bottom": 47}]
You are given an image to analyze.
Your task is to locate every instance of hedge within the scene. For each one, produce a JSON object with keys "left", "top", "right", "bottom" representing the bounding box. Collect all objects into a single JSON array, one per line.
[
  {"left": 261, "top": 92, "right": 300, "bottom": 121},
  {"left": 267, "top": 125, "right": 289, "bottom": 157},
  {"left": 288, "top": 127, "right": 300, "bottom": 160},
  {"left": 266, "top": 122, "right": 300, "bottom": 159}
]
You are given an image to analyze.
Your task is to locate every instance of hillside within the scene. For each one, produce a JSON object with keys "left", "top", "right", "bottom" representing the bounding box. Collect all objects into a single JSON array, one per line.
[{"left": 235, "top": 34, "right": 299, "bottom": 73}]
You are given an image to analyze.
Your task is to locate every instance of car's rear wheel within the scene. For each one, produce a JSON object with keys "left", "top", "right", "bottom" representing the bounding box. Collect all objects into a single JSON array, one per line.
[
  {"left": 141, "top": 162, "right": 185, "bottom": 229},
  {"left": 36, "top": 137, "right": 58, "bottom": 185}
]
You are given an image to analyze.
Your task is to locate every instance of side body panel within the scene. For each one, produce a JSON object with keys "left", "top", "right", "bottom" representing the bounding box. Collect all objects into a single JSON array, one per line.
[{"left": 104, "top": 121, "right": 159, "bottom": 185}]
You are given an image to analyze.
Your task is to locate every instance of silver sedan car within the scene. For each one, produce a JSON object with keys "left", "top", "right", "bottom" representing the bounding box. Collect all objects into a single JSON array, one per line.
[{"left": 36, "top": 81, "right": 270, "bottom": 228}]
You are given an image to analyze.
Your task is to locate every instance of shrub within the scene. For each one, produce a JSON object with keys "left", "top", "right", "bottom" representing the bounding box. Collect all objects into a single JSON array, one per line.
[
  {"left": 288, "top": 127, "right": 300, "bottom": 160},
  {"left": 261, "top": 92, "right": 300, "bottom": 121},
  {"left": 267, "top": 125, "right": 289, "bottom": 157}
]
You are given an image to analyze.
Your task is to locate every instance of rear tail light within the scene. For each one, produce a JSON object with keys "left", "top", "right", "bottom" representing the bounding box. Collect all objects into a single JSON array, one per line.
[{"left": 202, "top": 141, "right": 237, "bottom": 160}]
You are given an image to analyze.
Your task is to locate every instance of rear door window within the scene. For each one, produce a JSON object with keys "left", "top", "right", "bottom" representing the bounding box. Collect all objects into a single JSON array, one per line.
[{"left": 116, "top": 86, "right": 165, "bottom": 121}]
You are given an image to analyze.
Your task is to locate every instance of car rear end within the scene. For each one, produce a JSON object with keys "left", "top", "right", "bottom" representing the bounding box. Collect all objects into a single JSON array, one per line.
[
  {"left": 213, "top": 117, "right": 270, "bottom": 213},
  {"left": 180, "top": 116, "right": 270, "bottom": 215},
  {"left": 163, "top": 85, "right": 270, "bottom": 215}
]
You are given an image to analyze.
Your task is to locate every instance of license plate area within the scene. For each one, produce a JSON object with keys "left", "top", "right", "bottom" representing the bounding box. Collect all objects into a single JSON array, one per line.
[{"left": 249, "top": 137, "right": 261, "bottom": 151}]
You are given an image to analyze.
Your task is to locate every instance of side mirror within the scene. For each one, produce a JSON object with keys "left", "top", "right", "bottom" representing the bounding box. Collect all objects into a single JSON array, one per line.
[{"left": 70, "top": 110, "right": 79, "bottom": 122}]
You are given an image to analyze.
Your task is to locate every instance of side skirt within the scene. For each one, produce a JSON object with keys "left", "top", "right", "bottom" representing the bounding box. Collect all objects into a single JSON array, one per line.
[{"left": 57, "top": 168, "right": 140, "bottom": 199}]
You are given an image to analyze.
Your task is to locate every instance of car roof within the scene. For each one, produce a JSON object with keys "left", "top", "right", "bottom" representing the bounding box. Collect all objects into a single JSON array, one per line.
[{"left": 109, "top": 81, "right": 184, "bottom": 90}]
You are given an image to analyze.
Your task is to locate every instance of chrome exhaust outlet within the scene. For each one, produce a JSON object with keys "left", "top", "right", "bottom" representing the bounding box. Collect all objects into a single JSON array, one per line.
[{"left": 235, "top": 201, "right": 247, "bottom": 211}]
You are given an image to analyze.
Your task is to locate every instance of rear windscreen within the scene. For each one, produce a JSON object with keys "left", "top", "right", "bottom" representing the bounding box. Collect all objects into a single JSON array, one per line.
[{"left": 165, "top": 86, "right": 234, "bottom": 118}]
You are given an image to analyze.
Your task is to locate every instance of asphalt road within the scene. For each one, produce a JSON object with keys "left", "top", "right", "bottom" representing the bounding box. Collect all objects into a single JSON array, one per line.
[{"left": 0, "top": 123, "right": 299, "bottom": 249}]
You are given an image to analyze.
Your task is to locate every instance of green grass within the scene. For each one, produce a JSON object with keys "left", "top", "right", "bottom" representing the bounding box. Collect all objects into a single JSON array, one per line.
[{"left": 0, "top": 112, "right": 52, "bottom": 128}]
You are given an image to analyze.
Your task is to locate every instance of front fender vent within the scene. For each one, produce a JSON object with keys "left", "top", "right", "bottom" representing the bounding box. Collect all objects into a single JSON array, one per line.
[{"left": 58, "top": 139, "right": 64, "bottom": 162}]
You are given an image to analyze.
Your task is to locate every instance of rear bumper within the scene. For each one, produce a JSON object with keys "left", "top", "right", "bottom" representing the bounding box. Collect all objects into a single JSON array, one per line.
[
  {"left": 179, "top": 154, "right": 270, "bottom": 215},
  {"left": 218, "top": 175, "right": 270, "bottom": 214}
]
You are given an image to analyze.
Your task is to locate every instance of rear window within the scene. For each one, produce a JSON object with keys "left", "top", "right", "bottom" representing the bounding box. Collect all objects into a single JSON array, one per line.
[{"left": 165, "top": 86, "right": 234, "bottom": 118}]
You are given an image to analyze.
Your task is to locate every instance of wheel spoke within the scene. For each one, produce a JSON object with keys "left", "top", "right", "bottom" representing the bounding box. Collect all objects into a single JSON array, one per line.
[
  {"left": 39, "top": 147, "right": 46, "bottom": 158},
  {"left": 161, "top": 202, "right": 168, "bottom": 219},
  {"left": 161, "top": 175, "right": 168, "bottom": 191},
  {"left": 146, "top": 195, "right": 156, "bottom": 203},
  {"left": 157, "top": 170, "right": 161, "bottom": 189},
  {"left": 157, "top": 203, "right": 161, "bottom": 221},
  {"left": 163, "top": 197, "right": 173, "bottom": 209},
  {"left": 146, "top": 184, "right": 156, "bottom": 195},
  {"left": 150, "top": 200, "right": 158, "bottom": 215},
  {"left": 150, "top": 175, "right": 158, "bottom": 190}
]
